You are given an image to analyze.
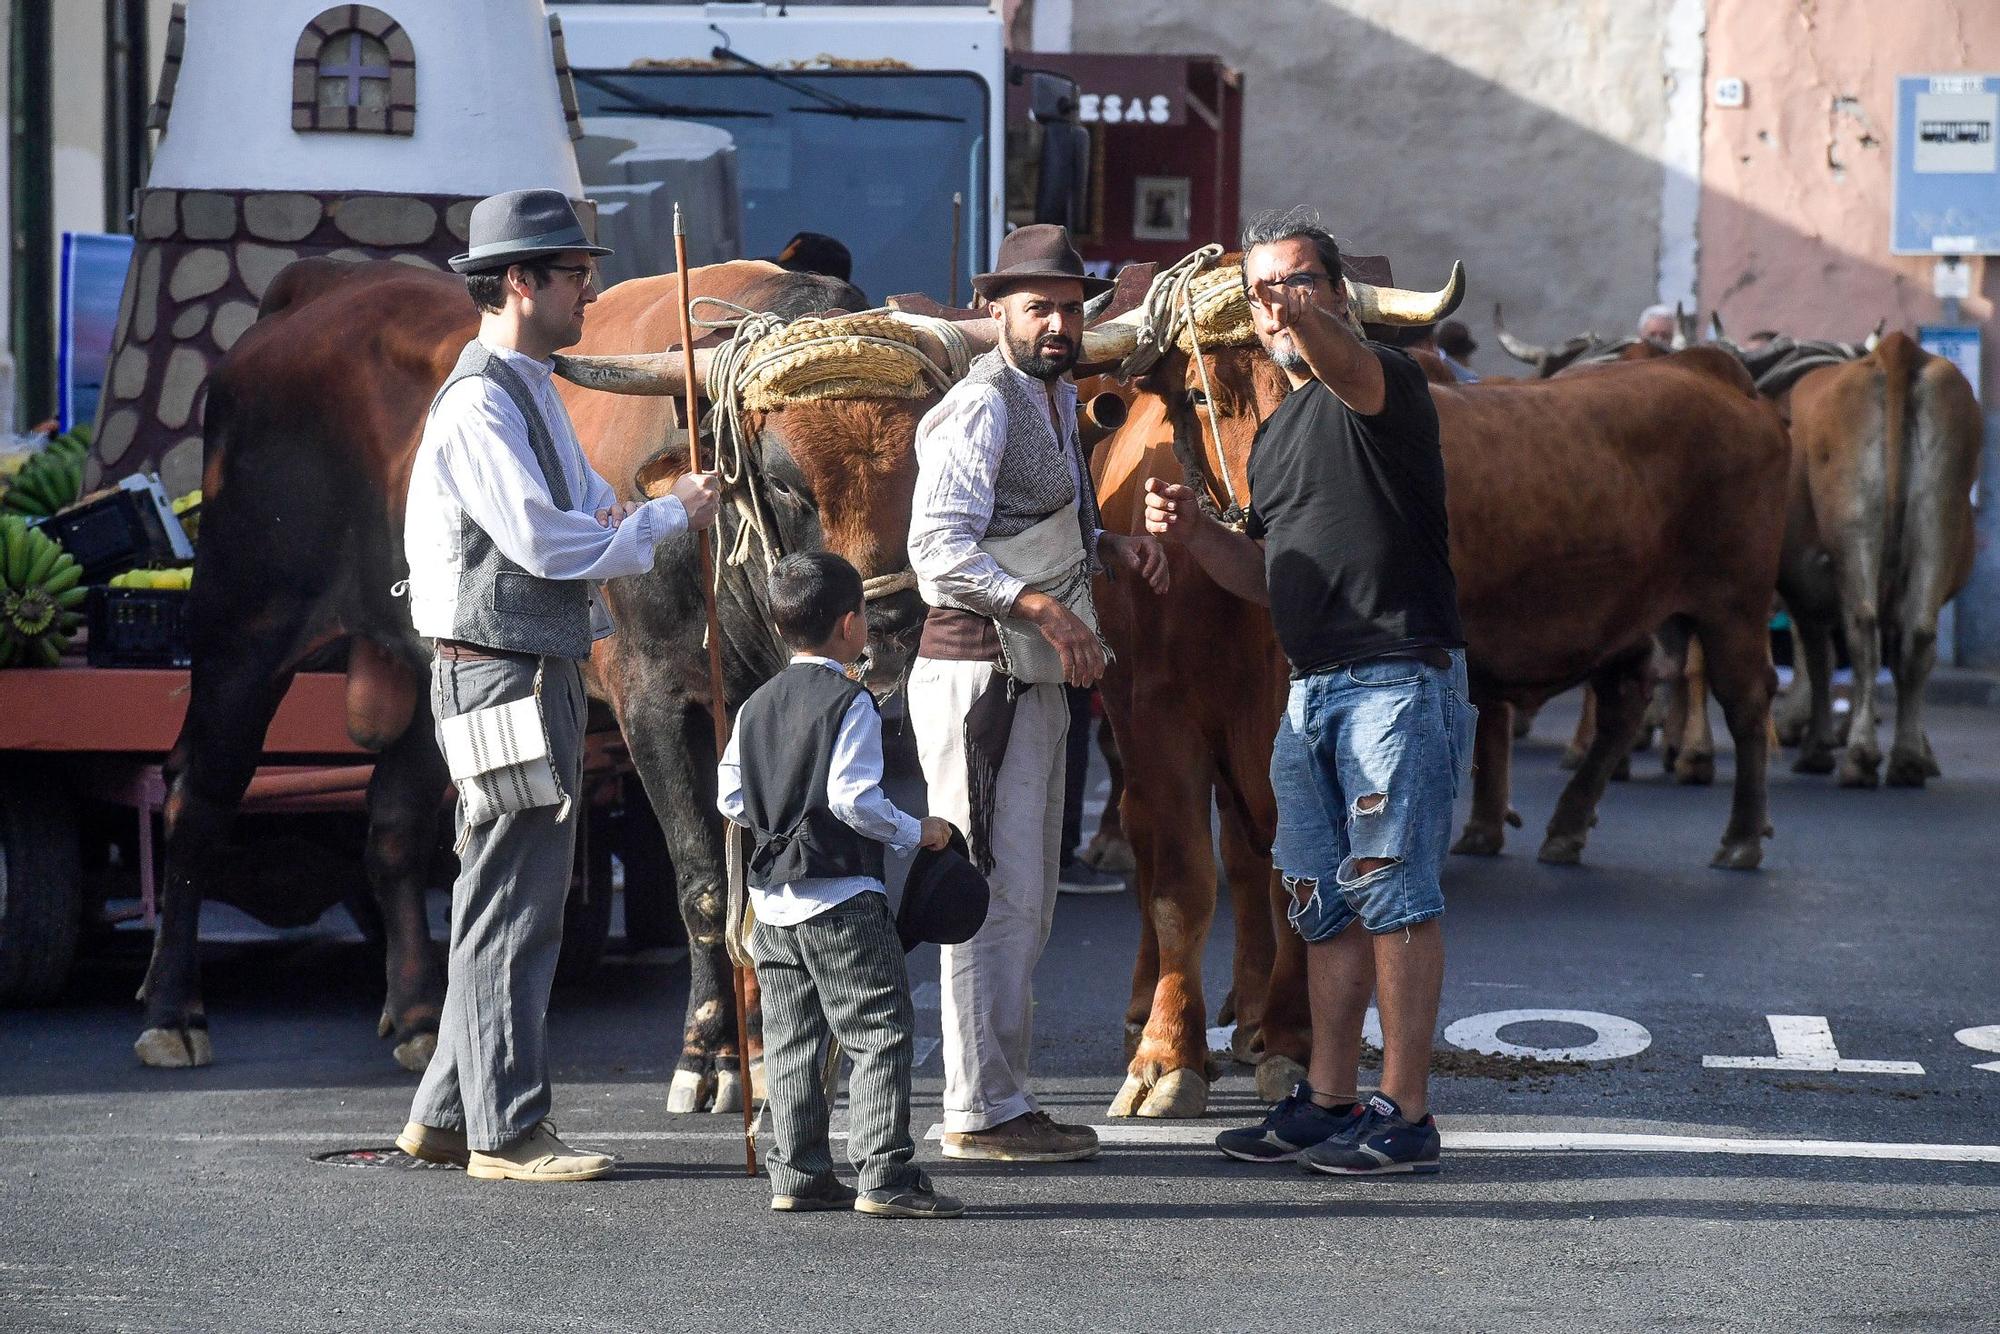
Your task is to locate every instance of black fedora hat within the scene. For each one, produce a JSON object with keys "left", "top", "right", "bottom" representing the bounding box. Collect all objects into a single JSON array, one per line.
[
  {"left": 897, "top": 826, "right": 989, "bottom": 952},
  {"left": 972, "top": 223, "right": 1113, "bottom": 301},
  {"left": 449, "top": 188, "right": 612, "bottom": 275}
]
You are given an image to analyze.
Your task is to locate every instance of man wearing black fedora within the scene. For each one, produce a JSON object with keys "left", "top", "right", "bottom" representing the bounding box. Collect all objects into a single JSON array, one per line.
[
  {"left": 906, "top": 223, "right": 1169, "bottom": 1162},
  {"left": 395, "top": 188, "right": 721, "bottom": 1182}
]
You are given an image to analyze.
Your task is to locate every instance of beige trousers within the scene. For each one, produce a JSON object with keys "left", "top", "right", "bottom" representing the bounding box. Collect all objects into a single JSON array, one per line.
[{"left": 907, "top": 657, "right": 1069, "bottom": 1134}]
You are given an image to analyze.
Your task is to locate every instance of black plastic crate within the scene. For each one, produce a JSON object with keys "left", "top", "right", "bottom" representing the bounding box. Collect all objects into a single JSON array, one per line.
[
  {"left": 85, "top": 586, "right": 191, "bottom": 669},
  {"left": 38, "top": 477, "right": 190, "bottom": 584}
]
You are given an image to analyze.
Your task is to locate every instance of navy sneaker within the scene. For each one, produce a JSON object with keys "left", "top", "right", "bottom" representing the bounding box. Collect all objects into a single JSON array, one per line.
[
  {"left": 1215, "top": 1083, "right": 1361, "bottom": 1163},
  {"left": 1299, "top": 1093, "right": 1441, "bottom": 1176}
]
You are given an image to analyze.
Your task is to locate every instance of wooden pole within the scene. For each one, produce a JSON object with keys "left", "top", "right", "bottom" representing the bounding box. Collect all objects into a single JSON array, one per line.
[
  {"left": 949, "top": 191, "right": 963, "bottom": 307},
  {"left": 675, "top": 204, "right": 758, "bottom": 1178}
]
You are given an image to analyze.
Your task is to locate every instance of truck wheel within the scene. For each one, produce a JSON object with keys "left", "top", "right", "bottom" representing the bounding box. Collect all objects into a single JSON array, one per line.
[
  {"left": 556, "top": 804, "right": 613, "bottom": 986},
  {"left": 0, "top": 771, "right": 83, "bottom": 1005}
]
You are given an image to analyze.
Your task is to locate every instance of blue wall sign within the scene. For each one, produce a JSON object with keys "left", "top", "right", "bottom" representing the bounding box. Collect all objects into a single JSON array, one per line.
[{"left": 1892, "top": 73, "right": 2000, "bottom": 255}]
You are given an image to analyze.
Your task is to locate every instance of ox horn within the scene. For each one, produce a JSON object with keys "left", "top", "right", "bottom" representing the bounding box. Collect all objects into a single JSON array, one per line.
[
  {"left": 1492, "top": 302, "right": 1548, "bottom": 366},
  {"left": 1864, "top": 317, "right": 1885, "bottom": 352},
  {"left": 552, "top": 347, "right": 718, "bottom": 396},
  {"left": 1080, "top": 309, "right": 1146, "bottom": 365},
  {"left": 1347, "top": 260, "right": 1466, "bottom": 327}
]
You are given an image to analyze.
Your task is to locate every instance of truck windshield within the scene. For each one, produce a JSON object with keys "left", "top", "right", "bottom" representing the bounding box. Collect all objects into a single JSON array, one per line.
[{"left": 574, "top": 70, "right": 988, "bottom": 306}]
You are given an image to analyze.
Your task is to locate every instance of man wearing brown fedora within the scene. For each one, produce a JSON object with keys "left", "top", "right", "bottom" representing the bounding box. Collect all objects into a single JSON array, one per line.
[{"left": 907, "top": 224, "right": 1169, "bottom": 1162}]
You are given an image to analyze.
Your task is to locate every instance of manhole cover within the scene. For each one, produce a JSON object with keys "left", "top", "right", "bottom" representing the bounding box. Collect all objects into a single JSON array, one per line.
[{"left": 311, "top": 1146, "right": 457, "bottom": 1170}]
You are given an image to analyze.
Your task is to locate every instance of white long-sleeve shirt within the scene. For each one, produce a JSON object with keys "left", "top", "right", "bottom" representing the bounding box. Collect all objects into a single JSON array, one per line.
[
  {"left": 404, "top": 339, "right": 688, "bottom": 640},
  {"left": 716, "top": 655, "right": 924, "bottom": 926},
  {"left": 907, "top": 361, "right": 1101, "bottom": 619}
]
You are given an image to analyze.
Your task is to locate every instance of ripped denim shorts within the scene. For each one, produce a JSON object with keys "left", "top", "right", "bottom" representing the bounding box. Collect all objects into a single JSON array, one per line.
[{"left": 1269, "top": 650, "right": 1475, "bottom": 941}]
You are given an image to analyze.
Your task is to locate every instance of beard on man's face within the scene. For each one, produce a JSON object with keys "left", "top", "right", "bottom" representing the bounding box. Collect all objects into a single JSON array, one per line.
[
  {"left": 1261, "top": 328, "right": 1307, "bottom": 372},
  {"left": 1002, "top": 321, "right": 1079, "bottom": 380}
]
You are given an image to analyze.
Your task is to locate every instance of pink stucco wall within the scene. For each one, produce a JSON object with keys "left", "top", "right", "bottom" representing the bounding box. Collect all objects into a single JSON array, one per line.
[{"left": 1700, "top": 0, "right": 1999, "bottom": 385}]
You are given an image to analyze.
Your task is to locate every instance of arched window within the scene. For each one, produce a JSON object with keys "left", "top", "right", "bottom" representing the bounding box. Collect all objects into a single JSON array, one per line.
[{"left": 292, "top": 7, "right": 415, "bottom": 135}]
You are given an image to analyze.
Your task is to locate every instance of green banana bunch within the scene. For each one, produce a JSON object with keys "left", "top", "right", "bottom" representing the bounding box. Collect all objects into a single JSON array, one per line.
[
  {"left": 0, "top": 514, "right": 86, "bottom": 668},
  {"left": 1, "top": 432, "right": 90, "bottom": 518}
]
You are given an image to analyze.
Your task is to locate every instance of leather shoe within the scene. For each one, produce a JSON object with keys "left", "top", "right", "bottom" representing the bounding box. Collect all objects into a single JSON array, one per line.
[
  {"left": 394, "top": 1120, "right": 469, "bottom": 1167},
  {"left": 466, "top": 1121, "right": 614, "bottom": 1182}
]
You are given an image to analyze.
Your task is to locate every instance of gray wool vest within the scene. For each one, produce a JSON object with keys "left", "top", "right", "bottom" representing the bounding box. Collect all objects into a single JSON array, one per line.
[
  {"left": 428, "top": 340, "right": 594, "bottom": 660},
  {"left": 962, "top": 349, "right": 1103, "bottom": 560}
]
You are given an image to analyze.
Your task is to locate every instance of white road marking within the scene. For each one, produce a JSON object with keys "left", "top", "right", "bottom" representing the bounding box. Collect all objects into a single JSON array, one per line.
[
  {"left": 1445, "top": 1009, "right": 1653, "bottom": 1063},
  {"left": 916, "top": 1123, "right": 2000, "bottom": 1164},
  {"left": 1704, "top": 1015, "right": 1924, "bottom": 1075},
  {"left": 1956, "top": 1025, "right": 2000, "bottom": 1074},
  {"left": 11, "top": 1125, "right": 1999, "bottom": 1165}
]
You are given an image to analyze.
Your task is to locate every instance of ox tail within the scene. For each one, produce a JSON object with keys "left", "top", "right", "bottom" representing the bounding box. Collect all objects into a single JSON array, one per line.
[{"left": 1872, "top": 331, "right": 1921, "bottom": 588}]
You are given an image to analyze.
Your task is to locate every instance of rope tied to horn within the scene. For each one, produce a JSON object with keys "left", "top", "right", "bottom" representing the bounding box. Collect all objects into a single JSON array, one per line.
[{"left": 690, "top": 298, "right": 970, "bottom": 590}]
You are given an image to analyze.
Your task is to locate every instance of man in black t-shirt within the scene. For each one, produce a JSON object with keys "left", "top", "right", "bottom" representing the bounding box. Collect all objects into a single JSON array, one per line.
[{"left": 1144, "top": 210, "right": 1473, "bottom": 1178}]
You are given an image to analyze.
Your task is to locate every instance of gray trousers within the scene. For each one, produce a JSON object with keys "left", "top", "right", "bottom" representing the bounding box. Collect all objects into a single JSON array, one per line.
[
  {"left": 750, "top": 892, "right": 920, "bottom": 1196},
  {"left": 411, "top": 654, "right": 586, "bottom": 1152},
  {"left": 907, "top": 658, "right": 1068, "bottom": 1134}
]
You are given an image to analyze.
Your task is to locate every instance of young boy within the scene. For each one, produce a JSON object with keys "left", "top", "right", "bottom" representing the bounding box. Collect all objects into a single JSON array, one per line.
[{"left": 718, "top": 551, "right": 964, "bottom": 1219}]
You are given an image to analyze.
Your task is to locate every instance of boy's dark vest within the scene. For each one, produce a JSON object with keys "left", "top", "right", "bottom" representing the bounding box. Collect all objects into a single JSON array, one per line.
[
  {"left": 737, "top": 663, "right": 885, "bottom": 887},
  {"left": 428, "top": 340, "right": 593, "bottom": 660}
]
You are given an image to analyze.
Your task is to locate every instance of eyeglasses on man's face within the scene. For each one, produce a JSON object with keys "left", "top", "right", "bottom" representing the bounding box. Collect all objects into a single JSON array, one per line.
[
  {"left": 545, "top": 263, "right": 598, "bottom": 286},
  {"left": 1249, "top": 270, "right": 1332, "bottom": 302}
]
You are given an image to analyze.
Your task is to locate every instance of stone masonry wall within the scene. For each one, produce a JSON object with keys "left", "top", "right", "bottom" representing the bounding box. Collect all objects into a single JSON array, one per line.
[{"left": 90, "top": 187, "right": 479, "bottom": 496}]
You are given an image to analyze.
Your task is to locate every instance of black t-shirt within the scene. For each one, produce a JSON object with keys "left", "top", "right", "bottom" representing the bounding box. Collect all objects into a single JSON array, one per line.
[{"left": 1244, "top": 344, "right": 1463, "bottom": 676}]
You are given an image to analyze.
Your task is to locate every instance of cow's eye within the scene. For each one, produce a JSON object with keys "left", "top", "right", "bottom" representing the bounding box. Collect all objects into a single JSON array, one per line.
[{"left": 1187, "top": 389, "right": 1209, "bottom": 408}]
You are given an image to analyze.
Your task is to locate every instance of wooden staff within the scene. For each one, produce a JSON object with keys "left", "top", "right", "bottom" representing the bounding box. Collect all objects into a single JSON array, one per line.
[
  {"left": 949, "top": 191, "right": 963, "bottom": 306},
  {"left": 674, "top": 204, "right": 758, "bottom": 1178}
]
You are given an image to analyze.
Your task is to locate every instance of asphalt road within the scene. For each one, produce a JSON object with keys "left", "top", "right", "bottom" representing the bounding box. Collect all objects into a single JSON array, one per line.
[{"left": 3, "top": 692, "right": 1995, "bottom": 1333}]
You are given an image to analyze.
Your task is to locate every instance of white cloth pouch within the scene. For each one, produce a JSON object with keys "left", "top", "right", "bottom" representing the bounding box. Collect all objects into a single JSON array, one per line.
[
  {"left": 437, "top": 663, "right": 571, "bottom": 831},
  {"left": 979, "top": 500, "right": 1103, "bottom": 686}
]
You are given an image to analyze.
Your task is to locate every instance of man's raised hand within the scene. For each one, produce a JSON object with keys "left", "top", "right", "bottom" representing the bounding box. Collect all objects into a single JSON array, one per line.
[
  {"left": 670, "top": 470, "right": 723, "bottom": 531},
  {"left": 1144, "top": 478, "right": 1207, "bottom": 545}
]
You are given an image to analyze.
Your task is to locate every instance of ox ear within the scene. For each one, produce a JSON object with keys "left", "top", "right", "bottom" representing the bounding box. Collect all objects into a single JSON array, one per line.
[
  {"left": 552, "top": 347, "right": 717, "bottom": 397},
  {"left": 1346, "top": 260, "right": 1466, "bottom": 327}
]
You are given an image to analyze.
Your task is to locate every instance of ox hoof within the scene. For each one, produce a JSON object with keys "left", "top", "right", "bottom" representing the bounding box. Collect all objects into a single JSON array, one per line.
[
  {"left": 666, "top": 1068, "right": 714, "bottom": 1114},
  {"left": 135, "top": 1026, "right": 213, "bottom": 1069},
  {"left": 710, "top": 1067, "right": 745, "bottom": 1115},
  {"left": 1711, "top": 839, "right": 1764, "bottom": 871},
  {"left": 376, "top": 1011, "right": 394, "bottom": 1039},
  {"left": 1537, "top": 833, "right": 1586, "bottom": 866},
  {"left": 392, "top": 1032, "right": 437, "bottom": 1074},
  {"left": 1254, "top": 1054, "right": 1308, "bottom": 1104},
  {"left": 1229, "top": 1025, "right": 1263, "bottom": 1068},
  {"left": 749, "top": 1057, "right": 767, "bottom": 1105},
  {"left": 1885, "top": 751, "right": 1929, "bottom": 788},
  {"left": 1674, "top": 752, "right": 1716, "bottom": 786},
  {"left": 1792, "top": 747, "right": 1837, "bottom": 776},
  {"left": 1138, "top": 1069, "right": 1209, "bottom": 1119},
  {"left": 1558, "top": 745, "right": 1585, "bottom": 772},
  {"left": 1451, "top": 826, "right": 1504, "bottom": 857},
  {"left": 1107, "top": 1073, "right": 1148, "bottom": 1118},
  {"left": 1837, "top": 754, "right": 1881, "bottom": 789}
]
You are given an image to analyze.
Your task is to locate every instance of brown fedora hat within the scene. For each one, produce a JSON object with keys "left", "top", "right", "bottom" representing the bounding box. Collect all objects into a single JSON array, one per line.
[{"left": 972, "top": 223, "right": 1114, "bottom": 301}]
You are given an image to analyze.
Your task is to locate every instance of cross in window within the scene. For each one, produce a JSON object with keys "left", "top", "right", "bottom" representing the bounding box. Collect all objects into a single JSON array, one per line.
[{"left": 320, "top": 31, "right": 390, "bottom": 108}]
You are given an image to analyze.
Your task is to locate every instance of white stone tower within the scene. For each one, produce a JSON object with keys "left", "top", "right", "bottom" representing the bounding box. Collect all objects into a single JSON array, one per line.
[{"left": 93, "top": 0, "right": 588, "bottom": 494}]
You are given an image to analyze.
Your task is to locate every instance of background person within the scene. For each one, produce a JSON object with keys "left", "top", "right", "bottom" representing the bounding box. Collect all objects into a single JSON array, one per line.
[
  {"left": 1144, "top": 207, "right": 1472, "bottom": 1177},
  {"left": 394, "top": 189, "right": 721, "bottom": 1182}
]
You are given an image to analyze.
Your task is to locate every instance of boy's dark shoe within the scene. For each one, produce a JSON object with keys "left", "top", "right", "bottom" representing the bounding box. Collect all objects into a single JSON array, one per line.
[
  {"left": 1215, "top": 1083, "right": 1361, "bottom": 1163},
  {"left": 1299, "top": 1093, "right": 1441, "bottom": 1176},
  {"left": 855, "top": 1177, "right": 965, "bottom": 1219},
  {"left": 771, "top": 1178, "right": 860, "bottom": 1212},
  {"left": 941, "top": 1110, "right": 1099, "bottom": 1162}
]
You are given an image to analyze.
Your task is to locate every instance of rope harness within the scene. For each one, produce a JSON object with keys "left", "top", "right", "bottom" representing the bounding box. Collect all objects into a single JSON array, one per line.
[{"left": 1115, "top": 245, "right": 1261, "bottom": 530}]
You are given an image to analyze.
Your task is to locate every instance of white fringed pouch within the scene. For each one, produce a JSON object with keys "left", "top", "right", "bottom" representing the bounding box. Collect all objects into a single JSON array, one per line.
[{"left": 438, "top": 661, "right": 572, "bottom": 834}]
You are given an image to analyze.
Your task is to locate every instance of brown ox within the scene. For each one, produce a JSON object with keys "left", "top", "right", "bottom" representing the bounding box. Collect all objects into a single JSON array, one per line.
[
  {"left": 139, "top": 259, "right": 936, "bottom": 1105},
  {"left": 1087, "top": 262, "right": 1789, "bottom": 1115},
  {"left": 1763, "top": 332, "right": 1981, "bottom": 786}
]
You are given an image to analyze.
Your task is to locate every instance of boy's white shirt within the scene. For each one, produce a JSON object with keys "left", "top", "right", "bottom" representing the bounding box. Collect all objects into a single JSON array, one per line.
[{"left": 716, "top": 655, "right": 924, "bottom": 926}]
